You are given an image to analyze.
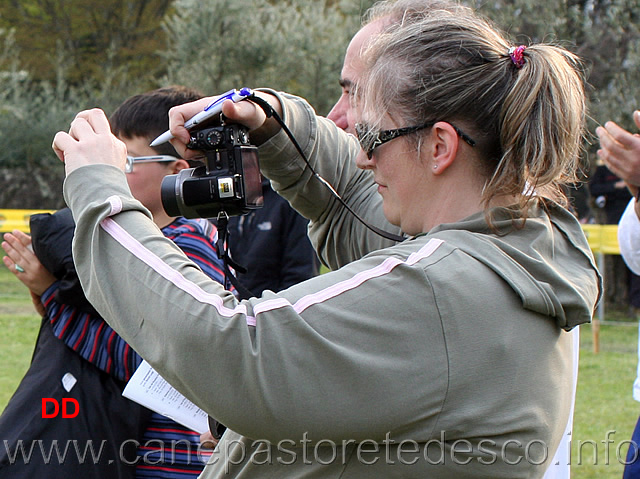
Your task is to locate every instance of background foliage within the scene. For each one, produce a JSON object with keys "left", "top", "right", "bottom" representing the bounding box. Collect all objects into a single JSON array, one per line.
[
  {"left": 160, "top": 0, "right": 357, "bottom": 114},
  {"left": 0, "top": 0, "right": 638, "bottom": 209},
  {"left": 0, "top": 0, "right": 173, "bottom": 83}
]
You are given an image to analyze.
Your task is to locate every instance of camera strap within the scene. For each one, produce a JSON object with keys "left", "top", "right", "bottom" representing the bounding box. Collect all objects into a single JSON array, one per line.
[
  {"left": 247, "top": 94, "right": 406, "bottom": 243},
  {"left": 215, "top": 211, "right": 255, "bottom": 300}
]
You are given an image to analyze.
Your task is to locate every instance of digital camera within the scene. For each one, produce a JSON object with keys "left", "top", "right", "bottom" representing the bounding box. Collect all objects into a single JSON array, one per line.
[{"left": 161, "top": 124, "right": 264, "bottom": 218}]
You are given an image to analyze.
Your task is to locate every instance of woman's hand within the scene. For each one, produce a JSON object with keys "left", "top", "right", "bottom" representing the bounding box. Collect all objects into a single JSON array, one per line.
[
  {"left": 167, "top": 91, "right": 283, "bottom": 159},
  {"left": 52, "top": 108, "right": 128, "bottom": 176},
  {"left": 2, "top": 230, "right": 57, "bottom": 315}
]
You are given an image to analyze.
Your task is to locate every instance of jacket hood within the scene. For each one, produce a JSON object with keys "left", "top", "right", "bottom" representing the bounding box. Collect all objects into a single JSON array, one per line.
[
  {"left": 430, "top": 201, "right": 602, "bottom": 330},
  {"left": 30, "top": 208, "right": 100, "bottom": 316}
]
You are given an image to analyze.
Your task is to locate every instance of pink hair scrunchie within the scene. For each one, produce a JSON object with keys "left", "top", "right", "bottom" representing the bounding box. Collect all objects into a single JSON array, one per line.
[{"left": 509, "top": 45, "right": 527, "bottom": 69}]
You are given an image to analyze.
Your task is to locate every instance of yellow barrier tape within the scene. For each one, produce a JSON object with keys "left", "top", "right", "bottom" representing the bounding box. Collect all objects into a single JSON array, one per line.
[
  {"left": 0, "top": 210, "right": 623, "bottom": 255},
  {"left": 581, "top": 224, "right": 620, "bottom": 255},
  {"left": 0, "top": 209, "right": 55, "bottom": 233}
]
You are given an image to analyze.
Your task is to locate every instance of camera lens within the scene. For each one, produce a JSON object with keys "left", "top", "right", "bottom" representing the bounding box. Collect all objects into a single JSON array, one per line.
[{"left": 161, "top": 174, "right": 181, "bottom": 217}]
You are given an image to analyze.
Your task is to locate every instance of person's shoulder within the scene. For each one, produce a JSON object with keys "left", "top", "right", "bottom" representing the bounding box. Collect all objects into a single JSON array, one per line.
[{"left": 364, "top": 235, "right": 460, "bottom": 271}]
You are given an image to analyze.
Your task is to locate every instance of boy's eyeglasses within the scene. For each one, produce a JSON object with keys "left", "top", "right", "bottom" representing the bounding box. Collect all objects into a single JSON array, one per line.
[
  {"left": 125, "top": 155, "right": 178, "bottom": 173},
  {"left": 354, "top": 121, "right": 476, "bottom": 159}
]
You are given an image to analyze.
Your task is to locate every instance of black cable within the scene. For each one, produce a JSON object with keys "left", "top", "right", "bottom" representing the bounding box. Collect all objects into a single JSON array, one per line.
[
  {"left": 215, "top": 211, "right": 255, "bottom": 300},
  {"left": 247, "top": 94, "right": 406, "bottom": 243}
]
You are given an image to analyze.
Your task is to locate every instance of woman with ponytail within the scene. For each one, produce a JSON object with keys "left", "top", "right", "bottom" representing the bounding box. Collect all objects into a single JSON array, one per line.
[{"left": 53, "top": 2, "right": 601, "bottom": 478}]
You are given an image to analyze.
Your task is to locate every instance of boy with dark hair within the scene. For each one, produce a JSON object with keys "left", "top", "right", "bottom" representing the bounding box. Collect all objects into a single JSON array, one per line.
[{"left": 2, "top": 86, "right": 227, "bottom": 478}]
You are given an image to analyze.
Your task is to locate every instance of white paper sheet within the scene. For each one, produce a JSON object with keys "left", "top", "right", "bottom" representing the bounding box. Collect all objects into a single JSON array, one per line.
[{"left": 123, "top": 360, "right": 209, "bottom": 434}]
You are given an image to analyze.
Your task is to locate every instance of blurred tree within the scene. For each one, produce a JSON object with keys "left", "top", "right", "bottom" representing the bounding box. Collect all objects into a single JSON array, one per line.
[
  {"left": 0, "top": 27, "right": 147, "bottom": 208},
  {"left": 159, "top": 0, "right": 359, "bottom": 114},
  {"left": 0, "top": 0, "right": 173, "bottom": 83}
]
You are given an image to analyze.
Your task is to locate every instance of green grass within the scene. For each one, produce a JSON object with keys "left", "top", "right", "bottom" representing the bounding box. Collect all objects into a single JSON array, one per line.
[
  {"left": 0, "top": 263, "right": 41, "bottom": 407},
  {"left": 0, "top": 263, "right": 638, "bottom": 477},
  {"left": 573, "top": 321, "right": 638, "bottom": 477}
]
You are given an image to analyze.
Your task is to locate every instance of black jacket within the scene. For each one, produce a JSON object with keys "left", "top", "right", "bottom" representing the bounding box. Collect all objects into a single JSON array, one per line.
[
  {"left": 227, "top": 179, "right": 319, "bottom": 296},
  {"left": 0, "top": 208, "right": 150, "bottom": 478}
]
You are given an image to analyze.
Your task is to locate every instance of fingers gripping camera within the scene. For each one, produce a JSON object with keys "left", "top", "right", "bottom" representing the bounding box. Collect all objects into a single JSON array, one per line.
[{"left": 161, "top": 124, "right": 264, "bottom": 219}]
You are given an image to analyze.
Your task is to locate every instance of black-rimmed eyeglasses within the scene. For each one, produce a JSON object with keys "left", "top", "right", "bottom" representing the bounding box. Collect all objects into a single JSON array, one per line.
[
  {"left": 354, "top": 121, "right": 476, "bottom": 159},
  {"left": 125, "top": 155, "right": 178, "bottom": 174}
]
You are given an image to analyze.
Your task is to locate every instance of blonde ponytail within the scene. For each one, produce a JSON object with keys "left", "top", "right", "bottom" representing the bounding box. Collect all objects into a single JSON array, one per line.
[{"left": 359, "top": 5, "right": 587, "bottom": 216}]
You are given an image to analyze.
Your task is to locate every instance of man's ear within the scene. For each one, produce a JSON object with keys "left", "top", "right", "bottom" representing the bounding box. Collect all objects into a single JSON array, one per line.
[
  {"left": 171, "top": 159, "right": 191, "bottom": 173},
  {"left": 430, "top": 121, "right": 460, "bottom": 175}
]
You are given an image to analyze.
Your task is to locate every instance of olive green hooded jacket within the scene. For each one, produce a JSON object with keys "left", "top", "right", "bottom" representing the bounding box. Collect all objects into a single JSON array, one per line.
[{"left": 64, "top": 92, "right": 601, "bottom": 478}]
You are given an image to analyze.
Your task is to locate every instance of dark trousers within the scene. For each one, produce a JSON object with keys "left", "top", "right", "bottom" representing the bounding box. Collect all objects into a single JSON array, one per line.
[{"left": 624, "top": 415, "right": 640, "bottom": 478}]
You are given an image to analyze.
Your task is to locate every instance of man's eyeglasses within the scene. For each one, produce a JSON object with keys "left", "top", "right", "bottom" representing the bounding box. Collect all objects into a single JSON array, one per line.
[
  {"left": 125, "top": 155, "right": 178, "bottom": 174},
  {"left": 354, "top": 121, "right": 476, "bottom": 159}
]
